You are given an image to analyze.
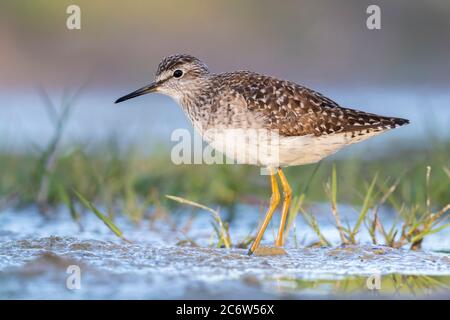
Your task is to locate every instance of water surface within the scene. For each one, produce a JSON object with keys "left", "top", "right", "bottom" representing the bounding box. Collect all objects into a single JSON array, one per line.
[{"left": 1, "top": 207, "right": 449, "bottom": 299}]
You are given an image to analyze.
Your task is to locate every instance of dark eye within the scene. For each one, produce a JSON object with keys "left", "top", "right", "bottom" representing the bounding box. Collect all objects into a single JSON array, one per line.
[{"left": 173, "top": 70, "right": 183, "bottom": 78}]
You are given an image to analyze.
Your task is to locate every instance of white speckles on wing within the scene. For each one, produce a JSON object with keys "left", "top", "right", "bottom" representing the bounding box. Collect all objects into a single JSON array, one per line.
[{"left": 221, "top": 71, "right": 409, "bottom": 138}]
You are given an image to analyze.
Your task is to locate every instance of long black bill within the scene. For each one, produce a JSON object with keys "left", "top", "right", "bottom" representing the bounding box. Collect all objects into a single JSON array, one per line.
[{"left": 114, "top": 82, "right": 159, "bottom": 104}]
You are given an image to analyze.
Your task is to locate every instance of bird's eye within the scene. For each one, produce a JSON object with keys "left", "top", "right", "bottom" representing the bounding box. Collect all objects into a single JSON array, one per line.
[{"left": 173, "top": 70, "right": 183, "bottom": 78}]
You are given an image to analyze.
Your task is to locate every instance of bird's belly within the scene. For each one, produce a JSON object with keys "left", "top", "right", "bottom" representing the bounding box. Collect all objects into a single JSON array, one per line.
[
  {"left": 200, "top": 129, "right": 382, "bottom": 167},
  {"left": 274, "top": 131, "right": 384, "bottom": 166},
  {"left": 199, "top": 129, "right": 338, "bottom": 167},
  {"left": 202, "top": 128, "right": 280, "bottom": 166}
]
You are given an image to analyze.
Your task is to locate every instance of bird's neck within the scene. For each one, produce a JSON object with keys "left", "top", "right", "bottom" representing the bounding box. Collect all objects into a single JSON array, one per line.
[{"left": 177, "top": 77, "right": 215, "bottom": 131}]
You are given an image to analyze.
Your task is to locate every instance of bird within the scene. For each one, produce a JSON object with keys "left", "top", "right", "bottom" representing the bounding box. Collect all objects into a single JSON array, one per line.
[{"left": 115, "top": 54, "right": 409, "bottom": 255}]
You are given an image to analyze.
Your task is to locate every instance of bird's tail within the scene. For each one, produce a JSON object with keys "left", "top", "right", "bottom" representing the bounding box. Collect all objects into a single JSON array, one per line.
[{"left": 339, "top": 108, "right": 410, "bottom": 133}]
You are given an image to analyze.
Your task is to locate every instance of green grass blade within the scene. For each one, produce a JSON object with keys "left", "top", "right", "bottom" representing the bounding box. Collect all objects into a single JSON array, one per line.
[
  {"left": 352, "top": 173, "right": 378, "bottom": 237},
  {"left": 331, "top": 164, "right": 337, "bottom": 205},
  {"left": 73, "top": 189, "right": 130, "bottom": 243},
  {"left": 166, "top": 195, "right": 218, "bottom": 216},
  {"left": 413, "top": 221, "right": 450, "bottom": 243},
  {"left": 59, "top": 185, "right": 80, "bottom": 223}
]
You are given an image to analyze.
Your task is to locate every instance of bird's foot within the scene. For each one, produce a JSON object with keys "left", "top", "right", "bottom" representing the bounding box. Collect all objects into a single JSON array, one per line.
[{"left": 248, "top": 246, "right": 287, "bottom": 256}]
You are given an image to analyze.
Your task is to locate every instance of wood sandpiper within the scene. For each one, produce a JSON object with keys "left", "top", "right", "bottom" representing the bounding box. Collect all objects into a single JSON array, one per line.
[{"left": 115, "top": 54, "right": 409, "bottom": 255}]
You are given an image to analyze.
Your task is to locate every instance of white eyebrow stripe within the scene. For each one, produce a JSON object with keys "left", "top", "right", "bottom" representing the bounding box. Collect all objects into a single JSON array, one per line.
[{"left": 156, "top": 70, "right": 173, "bottom": 82}]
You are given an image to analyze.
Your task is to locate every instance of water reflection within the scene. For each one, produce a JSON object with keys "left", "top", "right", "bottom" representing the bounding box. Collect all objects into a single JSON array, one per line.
[{"left": 268, "top": 274, "right": 450, "bottom": 297}]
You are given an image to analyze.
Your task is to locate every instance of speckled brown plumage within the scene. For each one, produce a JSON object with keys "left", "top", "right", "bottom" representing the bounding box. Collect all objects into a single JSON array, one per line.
[
  {"left": 117, "top": 54, "right": 410, "bottom": 167},
  {"left": 215, "top": 71, "right": 409, "bottom": 138},
  {"left": 156, "top": 54, "right": 209, "bottom": 78},
  {"left": 151, "top": 55, "right": 408, "bottom": 140}
]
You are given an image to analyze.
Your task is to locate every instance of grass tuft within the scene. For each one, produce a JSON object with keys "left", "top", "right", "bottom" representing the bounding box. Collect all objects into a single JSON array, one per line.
[{"left": 166, "top": 195, "right": 231, "bottom": 248}]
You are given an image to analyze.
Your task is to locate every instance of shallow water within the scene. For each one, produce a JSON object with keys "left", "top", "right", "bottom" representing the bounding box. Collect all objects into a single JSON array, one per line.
[{"left": 0, "top": 207, "right": 449, "bottom": 299}]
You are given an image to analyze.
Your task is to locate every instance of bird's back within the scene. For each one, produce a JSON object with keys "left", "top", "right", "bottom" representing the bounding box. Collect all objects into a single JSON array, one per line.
[{"left": 212, "top": 71, "right": 409, "bottom": 139}]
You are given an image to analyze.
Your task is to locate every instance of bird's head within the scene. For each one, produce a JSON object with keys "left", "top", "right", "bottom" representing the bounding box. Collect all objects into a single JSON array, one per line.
[{"left": 115, "top": 54, "right": 210, "bottom": 104}]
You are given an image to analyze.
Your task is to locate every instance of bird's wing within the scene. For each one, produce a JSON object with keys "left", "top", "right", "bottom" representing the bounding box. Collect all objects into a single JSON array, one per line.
[{"left": 231, "top": 72, "right": 409, "bottom": 137}]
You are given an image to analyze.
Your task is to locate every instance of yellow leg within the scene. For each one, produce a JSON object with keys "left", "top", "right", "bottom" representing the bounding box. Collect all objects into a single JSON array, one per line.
[
  {"left": 248, "top": 168, "right": 281, "bottom": 255},
  {"left": 275, "top": 168, "right": 292, "bottom": 247}
]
